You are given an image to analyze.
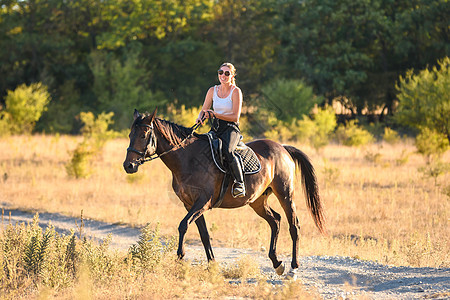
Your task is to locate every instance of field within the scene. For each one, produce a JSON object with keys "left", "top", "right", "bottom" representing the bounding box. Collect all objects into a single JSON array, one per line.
[{"left": 0, "top": 134, "right": 449, "bottom": 298}]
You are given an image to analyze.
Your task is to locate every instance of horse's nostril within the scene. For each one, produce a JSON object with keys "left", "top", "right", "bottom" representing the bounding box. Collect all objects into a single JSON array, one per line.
[{"left": 123, "top": 161, "right": 137, "bottom": 173}]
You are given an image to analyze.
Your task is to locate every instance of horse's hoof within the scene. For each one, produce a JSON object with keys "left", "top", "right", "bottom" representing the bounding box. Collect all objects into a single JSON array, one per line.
[
  {"left": 275, "top": 262, "right": 285, "bottom": 275},
  {"left": 285, "top": 268, "right": 299, "bottom": 280}
]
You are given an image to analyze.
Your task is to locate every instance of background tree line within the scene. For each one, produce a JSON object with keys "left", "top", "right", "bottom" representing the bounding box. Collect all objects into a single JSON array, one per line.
[{"left": 0, "top": 0, "right": 448, "bottom": 134}]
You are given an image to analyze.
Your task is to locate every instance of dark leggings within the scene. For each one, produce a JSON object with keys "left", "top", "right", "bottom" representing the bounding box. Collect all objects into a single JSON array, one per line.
[
  {"left": 218, "top": 127, "right": 241, "bottom": 163},
  {"left": 212, "top": 119, "right": 241, "bottom": 164}
]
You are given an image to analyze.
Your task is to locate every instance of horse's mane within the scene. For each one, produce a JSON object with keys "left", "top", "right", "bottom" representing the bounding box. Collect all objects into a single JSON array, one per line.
[
  {"left": 133, "top": 112, "right": 194, "bottom": 146},
  {"left": 154, "top": 118, "right": 194, "bottom": 146}
]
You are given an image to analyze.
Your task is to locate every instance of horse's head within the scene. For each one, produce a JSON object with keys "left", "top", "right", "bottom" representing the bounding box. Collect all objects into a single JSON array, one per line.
[{"left": 123, "top": 108, "right": 157, "bottom": 174}]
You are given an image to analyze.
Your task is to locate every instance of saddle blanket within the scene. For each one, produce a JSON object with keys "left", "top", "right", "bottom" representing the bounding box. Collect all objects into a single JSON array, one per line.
[{"left": 204, "top": 132, "right": 261, "bottom": 175}]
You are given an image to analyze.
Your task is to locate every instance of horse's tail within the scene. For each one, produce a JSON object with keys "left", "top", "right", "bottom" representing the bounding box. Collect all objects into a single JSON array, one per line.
[{"left": 283, "top": 145, "right": 326, "bottom": 234}]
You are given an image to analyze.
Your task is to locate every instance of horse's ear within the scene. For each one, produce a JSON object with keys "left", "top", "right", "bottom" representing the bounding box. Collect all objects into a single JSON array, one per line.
[
  {"left": 133, "top": 109, "right": 140, "bottom": 120},
  {"left": 149, "top": 107, "right": 157, "bottom": 122}
]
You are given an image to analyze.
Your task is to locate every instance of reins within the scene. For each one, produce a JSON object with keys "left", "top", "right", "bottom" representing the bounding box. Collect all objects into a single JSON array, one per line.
[{"left": 133, "top": 120, "right": 203, "bottom": 166}]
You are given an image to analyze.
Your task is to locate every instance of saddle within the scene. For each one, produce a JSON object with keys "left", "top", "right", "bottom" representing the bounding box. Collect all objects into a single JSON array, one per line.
[
  {"left": 195, "top": 131, "right": 261, "bottom": 208},
  {"left": 204, "top": 131, "right": 261, "bottom": 175}
]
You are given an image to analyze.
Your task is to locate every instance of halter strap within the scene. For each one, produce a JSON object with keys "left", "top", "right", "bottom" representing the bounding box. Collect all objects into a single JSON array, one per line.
[{"left": 126, "top": 122, "right": 154, "bottom": 157}]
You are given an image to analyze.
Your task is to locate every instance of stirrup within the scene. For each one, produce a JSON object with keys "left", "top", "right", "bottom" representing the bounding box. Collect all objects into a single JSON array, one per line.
[{"left": 232, "top": 181, "right": 246, "bottom": 198}]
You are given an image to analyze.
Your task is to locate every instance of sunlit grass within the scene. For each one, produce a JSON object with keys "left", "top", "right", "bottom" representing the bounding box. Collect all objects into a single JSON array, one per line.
[
  {"left": 0, "top": 134, "right": 449, "bottom": 269},
  {"left": 2, "top": 215, "right": 320, "bottom": 299}
]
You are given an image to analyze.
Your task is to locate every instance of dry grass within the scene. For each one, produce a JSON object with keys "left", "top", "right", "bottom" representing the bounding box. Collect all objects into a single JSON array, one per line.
[{"left": 0, "top": 134, "right": 449, "bottom": 271}]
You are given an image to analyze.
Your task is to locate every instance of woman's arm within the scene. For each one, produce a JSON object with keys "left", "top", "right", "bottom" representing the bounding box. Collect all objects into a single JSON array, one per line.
[{"left": 196, "top": 87, "right": 214, "bottom": 124}]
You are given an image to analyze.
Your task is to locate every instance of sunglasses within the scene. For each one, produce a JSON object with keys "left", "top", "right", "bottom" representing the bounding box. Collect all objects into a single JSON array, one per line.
[{"left": 217, "top": 69, "right": 232, "bottom": 76}]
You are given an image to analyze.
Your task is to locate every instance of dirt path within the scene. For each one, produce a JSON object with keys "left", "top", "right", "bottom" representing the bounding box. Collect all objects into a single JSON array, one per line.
[{"left": 3, "top": 208, "right": 449, "bottom": 299}]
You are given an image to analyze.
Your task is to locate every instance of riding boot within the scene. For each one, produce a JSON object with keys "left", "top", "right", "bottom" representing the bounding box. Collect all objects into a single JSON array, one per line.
[{"left": 229, "top": 156, "right": 246, "bottom": 198}]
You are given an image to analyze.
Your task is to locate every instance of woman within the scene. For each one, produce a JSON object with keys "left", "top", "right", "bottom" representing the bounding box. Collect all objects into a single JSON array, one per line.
[{"left": 196, "top": 62, "right": 245, "bottom": 198}]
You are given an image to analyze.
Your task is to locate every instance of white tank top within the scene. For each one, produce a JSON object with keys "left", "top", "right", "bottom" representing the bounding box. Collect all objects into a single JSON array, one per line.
[{"left": 213, "top": 85, "right": 235, "bottom": 115}]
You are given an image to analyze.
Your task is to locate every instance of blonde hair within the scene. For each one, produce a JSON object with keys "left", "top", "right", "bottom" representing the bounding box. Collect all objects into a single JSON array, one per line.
[{"left": 220, "top": 62, "right": 236, "bottom": 85}]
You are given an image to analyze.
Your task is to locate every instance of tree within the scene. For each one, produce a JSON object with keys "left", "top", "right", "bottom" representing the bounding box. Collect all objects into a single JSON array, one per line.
[
  {"left": 0, "top": 83, "right": 51, "bottom": 134},
  {"left": 273, "top": 0, "right": 449, "bottom": 116},
  {"left": 395, "top": 57, "right": 449, "bottom": 143},
  {"left": 145, "top": 39, "right": 221, "bottom": 108},
  {"left": 89, "top": 48, "right": 167, "bottom": 129},
  {"left": 260, "top": 78, "right": 321, "bottom": 123},
  {"left": 208, "top": 0, "right": 279, "bottom": 96}
]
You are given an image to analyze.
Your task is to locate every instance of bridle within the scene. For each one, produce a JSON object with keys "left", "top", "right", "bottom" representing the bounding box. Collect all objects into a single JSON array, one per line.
[
  {"left": 126, "top": 122, "right": 157, "bottom": 164},
  {"left": 126, "top": 119, "right": 202, "bottom": 166}
]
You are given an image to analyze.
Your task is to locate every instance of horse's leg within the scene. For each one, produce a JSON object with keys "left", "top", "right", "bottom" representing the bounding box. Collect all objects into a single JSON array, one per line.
[
  {"left": 249, "top": 194, "right": 283, "bottom": 272},
  {"left": 273, "top": 185, "right": 300, "bottom": 270},
  {"left": 177, "top": 199, "right": 211, "bottom": 260},
  {"left": 195, "top": 215, "right": 215, "bottom": 261}
]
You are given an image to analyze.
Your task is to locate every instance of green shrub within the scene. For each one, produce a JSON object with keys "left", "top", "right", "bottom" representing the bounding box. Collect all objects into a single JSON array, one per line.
[
  {"left": 0, "top": 115, "right": 10, "bottom": 137},
  {"left": 236, "top": 114, "right": 253, "bottom": 140},
  {"left": 309, "top": 107, "right": 337, "bottom": 150},
  {"left": 259, "top": 108, "right": 293, "bottom": 142},
  {"left": 66, "top": 142, "right": 95, "bottom": 179},
  {"left": 395, "top": 150, "right": 411, "bottom": 166},
  {"left": 165, "top": 104, "right": 200, "bottom": 126},
  {"left": 294, "top": 107, "right": 337, "bottom": 150},
  {"left": 0, "top": 214, "right": 180, "bottom": 295},
  {"left": 78, "top": 111, "right": 116, "bottom": 149},
  {"left": 66, "top": 112, "right": 116, "bottom": 179},
  {"left": 128, "top": 223, "right": 177, "bottom": 272},
  {"left": 396, "top": 57, "right": 449, "bottom": 143},
  {"left": 260, "top": 78, "right": 322, "bottom": 123},
  {"left": 418, "top": 161, "right": 450, "bottom": 187},
  {"left": 294, "top": 116, "right": 316, "bottom": 144},
  {"left": 415, "top": 127, "right": 449, "bottom": 163},
  {"left": 164, "top": 104, "right": 210, "bottom": 134},
  {"left": 383, "top": 127, "right": 401, "bottom": 144},
  {"left": 335, "top": 120, "right": 374, "bottom": 147},
  {"left": 263, "top": 106, "right": 337, "bottom": 148},
  {"left": 0, "top": 83, "right": 51, "bottom": 135},
  {"left": 79, "top": 235, "right": 123, "bottom": 283},
  {"left": 0, "top": 214, "right": 74, "bottom": 291},
  {"left": 263, "top": 119, "right": 295, "bottom": 142},
  {"left": 1, "top": 221, "right": 28, "bottom": 290}
]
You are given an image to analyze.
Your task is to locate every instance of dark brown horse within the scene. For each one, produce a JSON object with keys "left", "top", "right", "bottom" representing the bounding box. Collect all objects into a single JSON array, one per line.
[{"left": 123, "top": 108, "right": 325, "bottom": 276}]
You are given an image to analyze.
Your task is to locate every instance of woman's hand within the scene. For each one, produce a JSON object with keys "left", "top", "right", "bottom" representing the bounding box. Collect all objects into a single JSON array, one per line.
[
  {"left": 204, "top": 110, "right": 215, "bottom": 119},
  {"left": 196, "top": 110, "right": 215, "bottom": 125},
  {"left": 195, "top": 114, "right": 205, "bottom": 125}
]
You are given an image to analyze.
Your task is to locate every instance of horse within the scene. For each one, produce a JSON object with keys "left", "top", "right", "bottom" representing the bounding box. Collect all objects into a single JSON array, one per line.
[{"left": 123, "top": 108, "right": 325, "bottom": 276}]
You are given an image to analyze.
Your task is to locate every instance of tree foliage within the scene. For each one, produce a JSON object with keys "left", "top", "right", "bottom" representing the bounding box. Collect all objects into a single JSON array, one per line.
[
  {"left": 0, "top": 83, "right": 51, "bottom": 134},
  {"left": 415, "top": 127, "right": 449, "bottom": 163},
  {"left": 0, "top": 0, "right": 448, "bottom": 133},
  {"left": 66, "top": 112, "right": 116, "bottom": 179},
  {"left": 89, "top": 47, "right": 167, "bottom": 129},
  {"left": 260, "top": 78, "right": 321, "bottom": 123},
  {"left": 273, "top": 0, "right": 448, "bottom": 115},
  {"left": 335, "top": 120, "right": 375, "bottom": 147},
  {"left": 396, "top": 57, "right": 449, "bottom": 143}
]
